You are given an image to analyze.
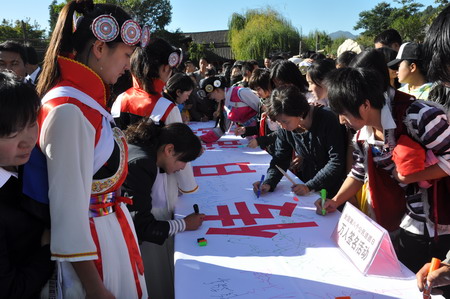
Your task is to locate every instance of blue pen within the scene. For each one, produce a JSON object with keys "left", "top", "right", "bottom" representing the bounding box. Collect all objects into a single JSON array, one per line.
[{"left": 257, "top": 175, "right": 265, "bottom": 198}]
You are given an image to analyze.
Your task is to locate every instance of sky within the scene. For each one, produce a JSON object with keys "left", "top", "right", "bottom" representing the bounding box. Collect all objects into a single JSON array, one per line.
[{"left": 2, "top": 0, "right": 438, "bottom": 36}]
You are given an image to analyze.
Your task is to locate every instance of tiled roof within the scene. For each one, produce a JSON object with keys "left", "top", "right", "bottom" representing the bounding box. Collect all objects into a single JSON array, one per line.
[{"left": 184, "top": 30, "right": 229, "bottom": 45}]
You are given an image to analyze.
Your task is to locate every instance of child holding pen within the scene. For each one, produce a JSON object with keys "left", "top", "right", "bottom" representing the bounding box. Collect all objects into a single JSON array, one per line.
[
  {"left": 252, "top": 85, "right": 346, "bottom": 197},
  {"left": 197, "top": 75, "right": 260, "bottom": 143},
  {"left": 122, "top": 118, "right": 205, "bottom": 299},
  {"left": 234, "top": 68, "right": 279, "bottom": 156}
]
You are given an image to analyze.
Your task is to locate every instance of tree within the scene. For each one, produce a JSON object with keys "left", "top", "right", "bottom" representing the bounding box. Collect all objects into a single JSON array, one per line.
[
  {"left": 354, "top": 2, "right": 394, "bottom": 36},
  {"left": 326, "top": 37, "right": 347, "bottom": 57},
  {"left": 301, "top": 31, "right": 332, "bottom": 53},
  {"left": 391, "top": 14, "right": 425, "bottom": 42},
  {"left": 0, "top": 19, "right": 45, "bottom": 43},
  {"left": 97, "top": 0, "right": 172, "bottom": 31},
  {"left": 228, "top": 7, "right": 300, "bottom": 60},
  {"left": 48, "top": 0, "right": 67, "bottom": 34},
  {"left": 48, "top": 0, "right": 172, "bottom": 33},
  {"left": 188, "top": 42, "right": 207, "bottom": 62},
  {"left": 354, "top": 0, "right": 443, "bottom": 44}
]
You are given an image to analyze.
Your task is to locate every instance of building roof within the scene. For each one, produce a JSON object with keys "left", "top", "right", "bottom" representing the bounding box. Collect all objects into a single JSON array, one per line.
[
  {"left": 184, "top": 30, "right": 233, "bottom": 61},
  {"left": 184, "top": 30, "right": 229, "bottom": 45}
]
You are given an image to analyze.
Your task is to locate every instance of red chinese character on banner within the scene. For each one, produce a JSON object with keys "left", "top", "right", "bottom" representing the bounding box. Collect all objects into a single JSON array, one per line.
[
  {"left": 193, "top": 162, "right": 256, "bottom": 177},
  {"left": 204, "top": 202, "right": 297, "bottom": 226},
  {"left": 192, "top": 127, "right": 214, "bottom": 135},
  {"left": 203, "top": 202, "right": 318, "bottom": 238},
  {"left": 203, "top": 140, "right": 245, "bottom": 150},
  {"left": 207, "top": 222, "right": 318, "bottom": 238}
]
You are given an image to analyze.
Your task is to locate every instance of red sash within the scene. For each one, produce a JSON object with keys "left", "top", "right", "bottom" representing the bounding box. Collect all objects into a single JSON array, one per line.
[
  {"left": 227, "top": 87, "right": 257, "bottom": 123},
  {"left": 367, "top": 148, "right": 406, "bottom": 232}
]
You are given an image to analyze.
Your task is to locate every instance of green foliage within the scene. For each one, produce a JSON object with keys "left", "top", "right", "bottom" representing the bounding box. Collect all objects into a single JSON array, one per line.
[
  {"left": 354, "top": 2, "right": 394, "bottom": 36},
  {"left": 391, "top": 14, "right": 425, "bottom": 42},
  {"left": 228, "top": 7, "right": 300, "bottom": 60},
  {"left": 96, "top": 0, "right": 172, "bottom": 31},
  {"left": 188, "top": 42, "right": 206, "bottom": 62},
  {"left": 354, "top": 0, "right": 444, "bottom": 43},
  {"left": 0, "top": 19, "right": 45, "bottom": 42},
  {"left": 48, "top": 0, "right": 67, "bottom": 34},
  {"left": 355, "top": 34, "right": 375, "bottom": 49},
  {"left": 301, "top": 31, "right": 332, "bottom": 53},
  {"left": 325, "top": 37, "right": 347, "bottom": 56},
  {"left": 48, "top": 0, "right": 172, "bottom": 32}
]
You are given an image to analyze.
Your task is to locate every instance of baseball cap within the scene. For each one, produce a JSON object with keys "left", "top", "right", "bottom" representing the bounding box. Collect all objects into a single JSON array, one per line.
[{"left": 387, "top": 42, "right": 421, "bottom": 67}]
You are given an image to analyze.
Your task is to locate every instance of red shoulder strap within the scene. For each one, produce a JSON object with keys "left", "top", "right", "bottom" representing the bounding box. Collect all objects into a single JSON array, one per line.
[{"left": 38, "top": 97, "right": 103, "bottom": 147}]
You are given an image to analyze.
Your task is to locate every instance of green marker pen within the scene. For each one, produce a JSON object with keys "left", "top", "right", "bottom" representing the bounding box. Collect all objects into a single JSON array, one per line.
[{"left": 321, "top": 189, "right": 327, "bottom": 216}]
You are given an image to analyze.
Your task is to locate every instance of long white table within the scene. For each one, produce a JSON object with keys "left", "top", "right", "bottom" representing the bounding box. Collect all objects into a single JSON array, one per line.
[{"left": 174, "top": 121, "right": 428, "bottom": 299}]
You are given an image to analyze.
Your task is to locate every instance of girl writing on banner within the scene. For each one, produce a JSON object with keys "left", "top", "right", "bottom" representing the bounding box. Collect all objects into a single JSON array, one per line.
[
  {"left": 122, "top": 118, "right": 204, "bottom": 299},
  {"left": 253, "top": 85, "right": 346, "bottom": 198},
  {"left": 234, "top": 68, "right": 279, "bottom": 155},
  {"left": 197, "top": 75, "right": 260, "bottom": 143},
  {"left": 111, "top": 37, "right": 198, "bottom": 298}
]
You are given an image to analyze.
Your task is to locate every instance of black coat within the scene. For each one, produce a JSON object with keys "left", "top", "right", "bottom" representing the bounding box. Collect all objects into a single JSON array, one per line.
[
  {"left": 265, "top": 106, "right": 347, "bottom": 197},
  {"left": 123, "top": 144, "right": 171, "bottom": 245},
  {"left": 0, "top": 170, "right": 54, "bottom": 299}
]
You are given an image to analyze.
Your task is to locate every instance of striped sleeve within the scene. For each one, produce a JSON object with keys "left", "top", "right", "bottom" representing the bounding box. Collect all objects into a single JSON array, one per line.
[
  {"left": 407, "top": 101, "right": 450, "bottom": 175},
  {"left": 168, "top": 218, "right": 186, "bottom": 236},
  {"left": 349, "top": 144, "right": 366, "bottom": 182}
]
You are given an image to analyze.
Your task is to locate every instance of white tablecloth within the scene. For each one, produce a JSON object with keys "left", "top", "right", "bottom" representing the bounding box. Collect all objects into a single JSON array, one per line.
[{"left": 174, "top": 121, "right": 429, "bottom": 299}]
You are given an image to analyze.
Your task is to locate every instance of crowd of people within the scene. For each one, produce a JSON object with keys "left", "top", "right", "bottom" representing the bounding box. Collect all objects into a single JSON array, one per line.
[{"left": 2, "top": 0, "right": 450, "bottom": 298}]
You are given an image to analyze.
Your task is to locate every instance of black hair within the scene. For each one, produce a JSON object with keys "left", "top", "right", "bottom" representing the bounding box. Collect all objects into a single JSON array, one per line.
[
  {"left": 0, "top": 40, "right": 27, "bottom": 64},
  {"left": 37, "top": 0, "right": 133, "bottom": 96},
  {"left": 324, "top": 67, "right": 385, "bottom": 118},
  {"left": 199, "top": 75, "right": 228, "bottom": 92},
  {"left": 374, "top": 29, "right": 402, "bottom": 48},
  {"left": 0, "top": 71, "right": 40, "bottom": 137},
  {"left": 24, "top": 44, "right": 39, "bottom": 65},
  {"left": 164, "top": 73, "right": 195, "bottom": 103},
  {"left": 376, "top": 46, "right": 397, "bottom": 65},
  {"left": 249, "top": 68, "right": 271, "bottom": 92},
  {"left": 423, "top": 5, "right": 450, "bottom": 83},
  {"left": 310, "top": 53, "right": 326, "bottom": 61},
  {"left": 248, "top": 59, "right": 259, "bottom": 67},
  {"left": 375, "top": 47, "right": 401, "bottom": 88},
  {"left": 267, "top": 85, "right": 310, "bottom": 120},
  {"left": 230, "top": 74, "right": 242, "bottom": 85},
  {"left": 131, "top": 37, "right": 176, "bottom": 95},
  {"left": 205, "top": 67, "right": 216, "bottom": 77},
  {"left": 336, "top": 51, "right": 357, "bottom": 68},
  {"left": 241, "top": 61, "right": 254, "bottom": 75},
  {"left": 350, "top": 49, "right": 390, "bottom": 92},
  {"left": 125, "top": 118, "right": 202, "bottom": 162},
  {"left": 270, "top": 60, "right": 308, "bottom": 92},
  {"left": 301, "top": 51, "right": 316, "bottom": 59},
  {"left": 307, "top": 59, "right": 336, "bottom": 87},
  {"left": 403, "top": 59, "right": 428, "bottom": 80},
  {"left": 199, "top": 57, "right": 208, "bottom": 63}
]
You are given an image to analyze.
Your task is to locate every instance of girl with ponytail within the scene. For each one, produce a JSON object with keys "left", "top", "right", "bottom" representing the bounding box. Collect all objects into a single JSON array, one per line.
[
  {"left": 24, "top": 0, "right": 149, "bottom": 297},
  {"left": 122, "top": 119, "right": 204, "bottom": 299}
]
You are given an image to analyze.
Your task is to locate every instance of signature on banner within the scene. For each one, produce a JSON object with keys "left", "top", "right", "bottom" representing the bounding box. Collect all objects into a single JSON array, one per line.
[
  {"left": 204, "top": 202, "right": 318, "bottom": 238},
  {"left": 193, "top": 162, "right": 256, "bottom": 177},
  {"left": 203, "top": 140, "right": 247, "bottom": 150}
]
